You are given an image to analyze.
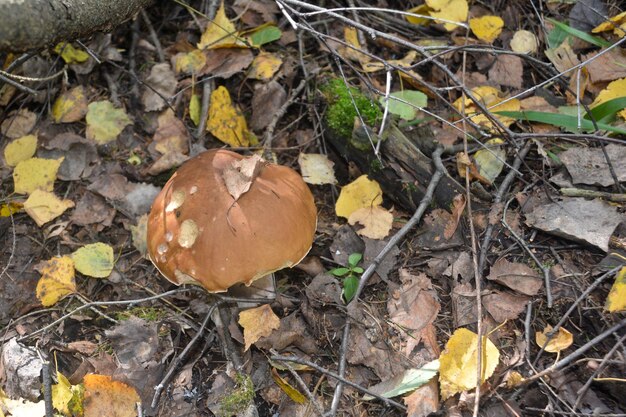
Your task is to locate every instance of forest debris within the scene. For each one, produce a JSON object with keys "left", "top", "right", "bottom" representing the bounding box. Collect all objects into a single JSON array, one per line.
[
  {"left": 535, "top": 325, "right": 573, "bottom": 353},
  {"left": 560, "top": 144, "right": 626, "bottom": 186},
  {"left": 52, "top": 86, "right": 88, "bottom": 123},
  {"left": 142, "top": 63, "right": 177, "bottom": 112},
  {"left": 40, "top": 133, "right": 98, "bottom": 181},
  {"left": 0, "top": 338, "right": 43, "bottom": 401},
  {"left": 251, "top": 80, "right": 286, "bottom": 131},
  {"left": 487, "top": 258, "right": 543, "bottom": 295},
  {"left": 24, "top": 189, "right": 74, "bottom": 226},
  {"left": 0, "top": 109, "right": 36, "bottom": 139},
  {"left": 239, "top": 304, "right": 280, "bottom": 351},
  {"left": 70, "top": 191, "right": 116, "bottom": 226},
  {"left": 349, "top": 206, "right": 393, "bottom": 239},
  {"left": 483, "top": 291, "right": 529, "bottom": 323},
  {"left": 488, "top": 55, "right": 523, "bottom": 88},
  {"left": 202, "top": 48, "right": 254, "bottom": 78},
  {"left": 298, "top": 153, "right": 337, "bottom": 185},
  {"left": 85, "top": 100, "right": 132, "bottom": 145}
]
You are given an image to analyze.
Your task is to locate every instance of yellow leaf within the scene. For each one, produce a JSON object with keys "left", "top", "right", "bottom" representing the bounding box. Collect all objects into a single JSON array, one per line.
[
  {"left": 425, "top": 0, "right": 468, "bottom": 31},
  {"left": 469, "top": 16, "right": 504, "bottom": 43},
  {"left": 3, "top": 134, "right": 37, "bottom": 167},
  {"left": 86, "top": 100, "right": 132, "bottom": 145},
  {"left": 83, "top": 374, "right": 140, "bottom": 417},
  {"left": 348, "top": 206, "right": 393, "bottom": 239},
  {"left": 591, "top": 78, "right": 626, "bottom": 119},
  {"left": 405, "top": 4, "right": 433, "bottom": 26},
  {"left": 189, "top": 93, "right": 201, "bottom": 126},
  {"left": 0, "top": 202, "right": 23, "bottom": 217},
  {"left": 13, "top": 157, "right": 64, "bottom": 195},
  {"left": 439, "top": 328, "right": 500, "bottom": 399},
  {"left": 197, "top": 2, "right": 246, "bottom": 49},
  {"left": 362, "top": 50, "right": 417, "bottom": 73},
  {"left": 207, "top": 86, "right": 252, "bottom": 147},
  {"left": 271, "top": 368, "right": 307, "bottom": 404},
  {"left": 606, "top": 266, "right": 626, "bottom": 312},
  {"left": 510, "top": 30, "right": 538, "bottom": 54},
  {"left": 535, "top": 325, "right": 573, "bottom": 353},
  {"left": 52, "top": 371, "right": 84, "bottom": 417},
  {"left": 36, "top": 256, "right": 76, "bottom": 307},
  {"left": 592, "top": 11, "right": 626, "bottom": 38},
  {"left": 298, "top": 153, "right": 337, "bottom": 185},
  {"left": 71, "top": 242, "right": 115, "bottom": 278},
  {"left": 24, "top": 189, "right": 74, "bottom": 227},
  {"left": 53, "top": 43, "right": 89, "bottom": 64},
  {"left": 453, "top": 86, "right": 520, "bottom": 129},
  {"left": 174, "top": 49, "right": 207, "bottom": 74},
  {"left": 335, "top": 175, "right": 383, "bottom": 219},
  {"left": 249, "top": 52, "right": 283, "bottom": 81},
  {"left": 340, "top": 27, "right": 370, "bottom": 64},
  {"left": 52, "top": 86, "right": 88, "bottom": 123},
  {"left": 238, "top": 304, "right": 280, "bottom": 351}
]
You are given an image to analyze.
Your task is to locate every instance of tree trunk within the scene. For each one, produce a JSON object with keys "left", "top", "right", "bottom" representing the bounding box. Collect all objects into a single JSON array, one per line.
[{"left": 0, "top": 0, "right": 153, "bottom": 52}]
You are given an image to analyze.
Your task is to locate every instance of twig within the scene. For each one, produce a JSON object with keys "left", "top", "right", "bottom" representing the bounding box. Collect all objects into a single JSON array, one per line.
[
  {"left": 560, "top": 188, "right": 626, "bottom": 202},
  {"left": 38, "top": 354, "right": 53, "bottom": 417},
  {"left": 140, "top": 9, "right": 165, "bottom": 63},
  {"left": 271, "top": 355, "right": 406, "bottom": 412},
  {"left": 330, "top": 147, "right": 447, "bottom": 416},
  {"left": 194, "top": 78, "right": 213, "bottom": 140}
]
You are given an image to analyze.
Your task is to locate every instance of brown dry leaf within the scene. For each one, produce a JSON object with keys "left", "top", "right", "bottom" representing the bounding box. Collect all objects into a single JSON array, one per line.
[
  {"left": 52, "top": 86, "right": 88, "bottom": 123},
  {"left": 207, "top": 86, "right": 254, "bottom": 147},
  {"left": 456, "top": 151, "right": 490, "bottom": 185},
  {"left": 482, "top": 291, "right": 529, "bottom": 323},
  {"left": 24, "top": 189, "right": 74, "bottom": 226},
  {"left": 153, "top": 108, "right": 190, "bottom": 156},
  {"left": 348, "top": 206, "right": 393, "bottom": 240},
  {"left": 545, "top": 43, "right": 580, "bottom": 74},
  {"left": 197, "top": 2, "right": 246, "bottom": 49},
  {"left": 487, "top": 258, "right": 543, "bottom": 295},
  {"left": 0, "top": 108, "right": 37, "bottom": 139},
  {"left": 142, "top": 63, "right": 177, "bottom": 112},
  {"left": 535, "top": 325, "right": 573, "bottom": 353},
  {"left": 222, "top": 154, "right": 264, "bottom": 202},
  {"left": 363, "top": 50, "right": 417, "bottom": 73},
  {"left": 203, "top": 49, "right": 254, "bottom": 78},
  {"left": 444, "top": 194, "right": 465, "bottom": 240},
  {"left": 238, "top": 304, "right": 280, "bottom": 351},
  {"left": 249, "top": 51, "right": 282, "bottom": 81},
  {"left": 35, "top": 256, "right": 76, "bottom": 307},
  {"left": 488, "top": 55, "right": 523, "bottom": 89},
  {"left": 404, "top": 380, "right": 439, "bottom": 417},
  {"left": 83, "top": 374, "right": 141, "bottom": 417},
  {"left": 251, "top": 80, "right": 286, "bottom": 131}
]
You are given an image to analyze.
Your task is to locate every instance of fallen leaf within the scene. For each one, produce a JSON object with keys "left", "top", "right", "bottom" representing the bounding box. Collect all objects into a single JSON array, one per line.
[
  {"left": 197, "top": 2, "right": 246, "bottom": 49},
  {"left": 54, "top": 43, "right": 89, "bottom": 64},
  {"left": 24, "top": 189, "right": 74, "bottom": 226},
  {"left": 348, "top": 206, "right": 393, "bottom": 239},
  {"left": 189, "top": 93, "right": 201, "bottom": 126},
  {"left": 535, "top": 325, "right": 573, "bottom": 353},
  {"left": 36, "top": 256, "right": 76, "bottom": 307},
  {"left": 469, "top": 16, "right": 504, "bottom": 43},
  {"left": 250, "top": 80, "right": 286, "bottom": 131},
  {"left": 71, "top": 242, "right": 115, "bottom": 278},
  {"left": 142, "top": 63, "right": 177, "bottom": 112},
  {"left": 591, "top": 77, "right": 626, "bottom": 119},
  {"left": 131, "top": 214, "right": 149, "bottom": 257},
  {"left": 545, "top": 42, "right": 580, "bottom": 74},
  {"left": 0, "top": 108, "right": 36, "bottom": 139},
  {"left": 247, "top": 25, "right": 282, "bottom": 47},
  {"left": 271, "top": 368, "right": 307, "bottom": 404},
  {"left": 207, "top": 86, "right": 253, "bottom": 147},
  {"left": 222, "top": 153, "right": 264, "bottom": 201},
  {"left": 483, "top": 291, "right": 529, "bottom": 322},
  {"left": 403, "top": 380, "right": 440, "bottom": 417},
  {"left": 3, "top": 134, "right": 37, "bottom": 167},
  {"left": 365, "top": 360, "right": 440, "bottom": 399},
  {"left": 559, "top": 144, "right": 626, "bottom": 187},
  {"left": 592, "top": 10, "right": 626, "bottom": 37},
  {"left": 298, "top": 153, "right": 337, "bottom": 185},
  {"left": 340, "top": 26, "right": 370, "bottom": 64},
  {"left": 456, "top": 151, "right": 491, "bottom": 185},
  {"left": 173, "top": 49, "right": 207, "bottom": 74},
  {"left": 606, "top": 266, "right": 626, "bottom": 312},
  {"left": 40, "top": 132, "right": 98, "bottom": 181},
  {"left": 473, "top": 138, "right": 506, "bottom": 185},
  {"left": 0, "top": 202, "right": 23, "bottom": 217},
  {"left": 13, "top": 157, "right": 64, "bottom": 195},
  {"left": 380, "top": 90, "right": 428, "bottom": 120},
  {"left": 83, "top": 374, "right": 141, "bottom": 417},
  {"left": 488, "top": 55, "right": 523, "bottom": 89},
  {"left": 425, "top": 0, "right": 468, "bottom": 31},
  {"left": 363, "top": 50, "right": 417, "bottom": 73},
  {"left": 453, "top": 86, "right": 520, "bottom": 129},
  {"left": 444, "top": 194, "right": 466, "bottom": 240},
  {"left": 510, "top": 30, "right": 538, "bottom": 54},
  {"left": 248, "top": 51, "right": 282, "bottom": 81},
  {"left": 52, "top": 86, "right": 88, "bottom": 123},
  {"left": 153, "top": 108, "right": 190, "bottom": 156},
  {"left": 238, "top": 304, "right": 280, "bottom": 351},
  {"left": 335, "top": 175, "right": 383, "bottom": 219},
  {"left": 203, "top": 48, "right": 255, "bottom": 78},
  {"left": 583, "top": 48, "right": 626, "bottom": 84},
  {"left": 52, "top": 371, "right": 84, "bottom": 417},
  {"left": 86, "top": 100, "right": 132, "bottom": 144},
  {"left": 405, "top": 4, "right": 433, "bottom": 26},
  {"left": 439, "top": 328, "right": 500, "bottom": 399},
  {"left": 487, "top": 258, "right": 543, "bottom": 295}
]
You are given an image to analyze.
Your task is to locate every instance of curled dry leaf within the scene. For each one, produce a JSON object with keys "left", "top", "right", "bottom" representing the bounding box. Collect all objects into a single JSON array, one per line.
[
  {"left": 222, "top": 153, "right": 265, "bottom": 201},
  {"left": 535, "top": 325, "right": 573, "bottom": 353},
  {"left": 510, "top": 30, "right": 538, "bottom": 54}
]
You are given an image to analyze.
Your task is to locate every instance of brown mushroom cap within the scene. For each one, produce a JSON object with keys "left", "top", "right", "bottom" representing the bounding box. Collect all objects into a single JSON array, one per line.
[{"left": 147, "top": 149, "right": 317, "bottom": 292}]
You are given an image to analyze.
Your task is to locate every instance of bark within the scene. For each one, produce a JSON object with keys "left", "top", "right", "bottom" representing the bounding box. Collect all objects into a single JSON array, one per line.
[{"left": 0, "top": 0, "right": 154, "bottom": 52}]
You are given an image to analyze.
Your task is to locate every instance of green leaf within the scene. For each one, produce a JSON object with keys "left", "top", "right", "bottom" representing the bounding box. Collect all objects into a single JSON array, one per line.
[
  {"left": 364, "top": 359, "right": 440, "bottom": 399},
  {"left": 348, "top": 253, "right": 363, "bottom": 267},
  {"left": 71, "top": 242, "right": 115, "bottom": 278},
  {"left": 380, "top": 90, "right": 428, "bottom": 120},
  {"left": 343, "top": 275, "right": 359, "bottom": 302},
  {"left": 248, "top": 26, "right": 282, "bottom": 47},
  {"left": 584, "top": 96, "right": 626, "bottom": 123},
  {"left": 352, "top": 267, "right": 364, "bottom": 274},
  {"left": 546, "top": 18, "right": 611, "bottom": 48},
  {"left": 546, "top": 25, "right": 569, "bottom": 49},
  {"left": 496, "top": 110, "right": 626, "bottom": 135},
  {"left": 330, "top": 267, "right": 350, "bottom": 277}
]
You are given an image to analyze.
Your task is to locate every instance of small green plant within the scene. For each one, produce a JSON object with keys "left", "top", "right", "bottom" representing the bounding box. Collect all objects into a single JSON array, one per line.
[
  {"left": 330, "top": 253, "right": 364, "bottom": 303},
  {"left": 219, "top": 373, "right": 255, "bottom": 417}
]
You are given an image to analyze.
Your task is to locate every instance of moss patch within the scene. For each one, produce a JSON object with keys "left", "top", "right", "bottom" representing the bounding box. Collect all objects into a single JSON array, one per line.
[
  {"left": 322, "top": 78, "right": 382, "bottom": 138},
  {"left": 219, "top": 373, "right": 255, "bottom": 417}
]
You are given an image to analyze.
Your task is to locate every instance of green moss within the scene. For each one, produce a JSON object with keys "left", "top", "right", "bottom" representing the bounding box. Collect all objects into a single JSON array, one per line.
[
  {"left": 322, "top": 78, "right": 382, "bottom": 138},
  {"left": 115, "top": 307, "right": 165, "bottom": 322},
  {"left": 219, "top": 373, "right": 255, "bottom": 417}
]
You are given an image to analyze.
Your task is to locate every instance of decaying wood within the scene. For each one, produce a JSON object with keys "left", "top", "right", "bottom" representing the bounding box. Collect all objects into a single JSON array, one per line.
[
  {"left": 326, "top": 122, "right": 465, "bottom": 211},
  {"left": 0, "top": 0, "right": 154, "bottom": 52}
]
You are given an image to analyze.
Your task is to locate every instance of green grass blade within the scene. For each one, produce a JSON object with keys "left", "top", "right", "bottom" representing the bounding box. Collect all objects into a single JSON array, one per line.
[
  {"left": 546, "top": 18, "right": 611, "bottom": 48},
  {"left": 496, "top": 110, "right": 626, "bottom": 135},
  {"left": 583, "top": 96, "right": 626, "bottom": 123}
]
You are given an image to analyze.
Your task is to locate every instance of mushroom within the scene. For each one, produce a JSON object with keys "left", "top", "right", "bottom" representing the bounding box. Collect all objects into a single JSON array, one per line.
[{"left": 147, "top": 149, "right": 317, "bottom": 292}]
